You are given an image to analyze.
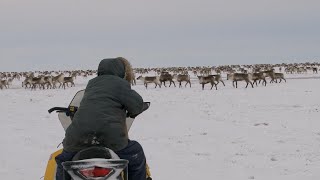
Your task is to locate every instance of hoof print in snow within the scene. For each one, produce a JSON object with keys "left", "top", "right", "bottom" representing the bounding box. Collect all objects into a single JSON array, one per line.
[
  {"left": 235, "top": 153, "right": 245, "bottom": 156},
  {"left": 200, "top": 132, "right": 207, "bottom": 135},
  {"left": 195, "top": 152, "right": 210, "bottom": 157},
  {"left": 248, "top": 176, "right": 255, "bottom": 179},
  {"left": 271, "top": 157, "right": 277, "bottom": 161},
  {"left": 254, "top": 123, "right": 269, "bottom": 126},
  {"left": 277, "top": 140, "right": 285, "bottom": 144}
]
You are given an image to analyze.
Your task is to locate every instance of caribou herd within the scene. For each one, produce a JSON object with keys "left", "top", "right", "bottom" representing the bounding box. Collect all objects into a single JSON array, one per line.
[
  {"left": 0, "top": 70, "right": 94, "bottom": 90},
  {"left": 134, "top": 62, "right": 319, "bottom": 90},
  {"left": 0, "top": 62, "right": 319, "bottom": 90}
]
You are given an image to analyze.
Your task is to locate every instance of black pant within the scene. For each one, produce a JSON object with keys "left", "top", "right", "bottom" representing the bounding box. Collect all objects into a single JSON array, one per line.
[
  {"left": 115, "top": 140, "right": 147, "bottom": 180},
  {"left": 55, "top": 140, "right": 146, "bottom": 180}
]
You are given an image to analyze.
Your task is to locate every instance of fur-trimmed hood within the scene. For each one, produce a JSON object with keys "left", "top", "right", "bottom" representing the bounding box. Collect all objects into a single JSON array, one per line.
[{"left": 97, "top": 57, "right": 134, "bottom": 83}]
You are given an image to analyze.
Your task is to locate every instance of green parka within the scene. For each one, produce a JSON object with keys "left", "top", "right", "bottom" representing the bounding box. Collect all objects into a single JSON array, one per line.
[{"left": 62, "top": 58, "right": 144, "bottom": 152}]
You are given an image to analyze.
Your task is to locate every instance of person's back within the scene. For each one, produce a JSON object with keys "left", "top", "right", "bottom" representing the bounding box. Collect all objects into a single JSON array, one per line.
[{"left": 56, "top": 57, "right": 148, "bottom": 180}]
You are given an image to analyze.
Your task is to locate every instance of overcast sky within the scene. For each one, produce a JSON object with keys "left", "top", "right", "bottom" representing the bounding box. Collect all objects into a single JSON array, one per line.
[{"left": 0, "top": 0, "right": 320, "bottom": 71}]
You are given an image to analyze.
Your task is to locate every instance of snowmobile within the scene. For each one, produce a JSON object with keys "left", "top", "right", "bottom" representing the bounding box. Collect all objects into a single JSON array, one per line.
[{"left": 43, "top": 89, "right": 152, "bottom": 180}]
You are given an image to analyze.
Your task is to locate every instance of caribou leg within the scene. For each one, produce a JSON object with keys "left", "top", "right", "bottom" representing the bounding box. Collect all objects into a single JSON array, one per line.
[
  {"left": 171, "top": 81, "right": 176, "bottom": 87},
  {"left": 245, "top": 81, "right": 253, "bottom": 88},
  {"left": 250, "top": 81, "right": 254, "bottom": 88},
  {"left": 221, "top": 80, "right": 225, "bottom": 86},
  {"left": 282, "top": 78, "right": 286, "bottom": 82},
  {"left": 213, "top": 81, "right": 217, "bottom": 90},
  {"left": 270, "top": 79, "right": 274, "bottom": 83},
  {"left": 187, "top": 81, "right": 191, "bottom": 88}
]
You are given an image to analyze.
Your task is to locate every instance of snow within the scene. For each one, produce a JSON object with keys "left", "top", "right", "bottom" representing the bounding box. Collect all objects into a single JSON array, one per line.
[{"left": 1, "top": 73, "right": 320, "bottom": 180}]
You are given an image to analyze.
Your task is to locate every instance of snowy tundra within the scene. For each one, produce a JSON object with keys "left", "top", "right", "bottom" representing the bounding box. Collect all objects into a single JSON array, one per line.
[{"left": 0, "top": 74, "right": 320, "bottom": 180}]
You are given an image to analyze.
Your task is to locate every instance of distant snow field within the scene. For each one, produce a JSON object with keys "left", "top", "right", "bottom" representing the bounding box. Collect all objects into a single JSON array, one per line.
[{"left": 1, "top": 74, "right": 320, "bottom": 180}]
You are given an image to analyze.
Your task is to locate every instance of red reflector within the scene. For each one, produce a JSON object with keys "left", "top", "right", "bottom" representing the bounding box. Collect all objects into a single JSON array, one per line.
[{"left": 79, "top": 167, "right": 112, "bottom": 178}]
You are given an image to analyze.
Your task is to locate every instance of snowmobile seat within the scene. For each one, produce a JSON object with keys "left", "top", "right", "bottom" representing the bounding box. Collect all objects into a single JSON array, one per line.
[{"left": 72, "top": 146, "right": 120, "bottom": 161}]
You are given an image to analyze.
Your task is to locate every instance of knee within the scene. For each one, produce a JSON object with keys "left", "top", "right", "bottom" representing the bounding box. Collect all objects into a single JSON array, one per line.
[{"left": 127, "top": 140, "right": 144, "bottom": 151}]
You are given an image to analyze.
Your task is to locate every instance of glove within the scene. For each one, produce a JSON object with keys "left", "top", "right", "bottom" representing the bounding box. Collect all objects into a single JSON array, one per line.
[
  {"left": 142, "top": 102, "right": 150, "bottom": 111},
  {"left": 127, "top": 102, "right": 151, "bottom": 118}
]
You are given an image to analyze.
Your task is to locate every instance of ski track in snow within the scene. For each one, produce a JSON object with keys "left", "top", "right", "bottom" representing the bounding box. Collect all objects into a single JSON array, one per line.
[{"left": 1, "top": 74, "right": 320, "bottom": 180}]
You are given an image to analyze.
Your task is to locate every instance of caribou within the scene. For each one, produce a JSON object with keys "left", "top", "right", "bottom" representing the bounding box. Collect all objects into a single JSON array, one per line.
[
  {"left": 159, "top": 72, "right": 176, "bottom": 87},
  {"left": 227, "top": 73, "right": 254, "bottom": 88},
  {"left": 0, "top": 78, "right": 13, "bottom": 89},
  {"left": 43, "top": 76, "right": 54, "bottom": 89},
  {"left": 250, "top": 72, "right": 267, "bottom": 86},
  {"left": 136, "top": 76, "right": 161, "bottom": 89},
  {"left": 173, "top": 74, "right": 191, "bottom": 88},
  {"left": 62, "top": 76, "right": 75, "bottom": 89},
  {"left": 52, "top": 74, "right": 65, "bottom": 88},
  {"left": 197, "top": 76, "right": 217, "bottom": 90},
  {"left": 30, "top": 76, "right": 46, "bottom": 90},
  {"left": 270, "top": 73, "right": 286, "bottom": 83},
  {"left": 0, "top": 80, "right": 6, "bottom": 89},
  {"left": 261, "top": 70, "right": 276, "bottom": 83},
  {"left": 22, "top": 76, "right": 33, "bottom": 89},
  {"left": 210, "top": 74, "right": 225, "bottom": 86},
  {"left": 131, "top": 72, "right": 136, "bottom": 86}
]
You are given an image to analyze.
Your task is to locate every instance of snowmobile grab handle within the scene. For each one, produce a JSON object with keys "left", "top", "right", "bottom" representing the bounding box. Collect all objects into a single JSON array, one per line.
[{"left": 48, "top": 107, "right": 69, "bottom": 114}]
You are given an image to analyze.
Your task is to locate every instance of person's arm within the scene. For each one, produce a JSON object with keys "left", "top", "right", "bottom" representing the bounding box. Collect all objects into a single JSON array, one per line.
[{"left": 119, "top": 83, "right": 144, "bottom": 117}]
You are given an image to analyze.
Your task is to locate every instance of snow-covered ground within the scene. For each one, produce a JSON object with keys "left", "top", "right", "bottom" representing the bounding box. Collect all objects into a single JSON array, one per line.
[{"left": 1, "top": 73, "right": 320, "bottom": 180}]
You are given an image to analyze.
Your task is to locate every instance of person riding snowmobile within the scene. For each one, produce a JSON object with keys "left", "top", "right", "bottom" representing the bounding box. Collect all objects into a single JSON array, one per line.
[{"left": 55, "top": 57, "right": 147, "bottom": 180}]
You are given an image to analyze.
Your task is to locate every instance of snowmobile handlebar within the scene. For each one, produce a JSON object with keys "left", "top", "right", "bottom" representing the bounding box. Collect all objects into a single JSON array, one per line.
[{"left": 48, "top": 102, "right": 150, "bottom": 118}]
